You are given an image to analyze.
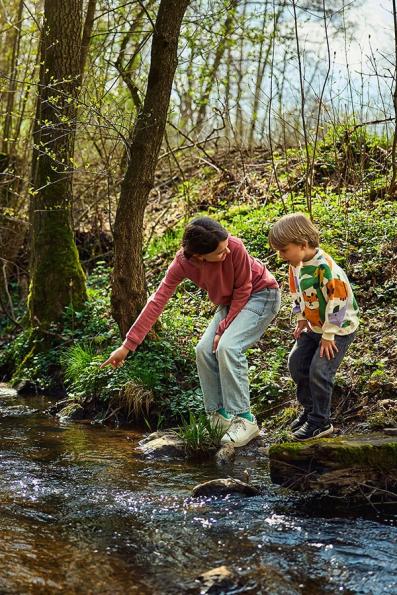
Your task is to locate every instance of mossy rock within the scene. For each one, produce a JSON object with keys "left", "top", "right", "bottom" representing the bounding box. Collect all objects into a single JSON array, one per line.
[{"left": 269, "top": 433, "right": 397, "bottom": 501}]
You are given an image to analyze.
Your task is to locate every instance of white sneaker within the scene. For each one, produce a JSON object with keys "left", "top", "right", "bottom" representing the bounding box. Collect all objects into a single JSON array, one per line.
[
  {"left": 208, "top": 412, "right": 233, "bottom": 434},
  {"left": 220, "top": 416, "right": 260, "bottom": 447}
]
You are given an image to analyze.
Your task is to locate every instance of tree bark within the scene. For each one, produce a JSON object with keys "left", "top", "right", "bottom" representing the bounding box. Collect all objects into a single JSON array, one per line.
[
  {"left": 28, "top": 0, "right": 88, "bottom": 330},
  {"left": 0, "top": 1, "right": 26, "bottom": 319},
  {"left": 111, "top": 0, "right": 190, "bottom": 337},
  {"left": 389, "top": 0, "right": 397, "bottom": 197},
  {"left": 195, "top": 0, "right": 238, "bottom": 132},
  {"left": 2, "top": 0, "right": 24, "bottom": 156},
  {"left": 80, "top": 0, "right": 97, "bottom": 77}
]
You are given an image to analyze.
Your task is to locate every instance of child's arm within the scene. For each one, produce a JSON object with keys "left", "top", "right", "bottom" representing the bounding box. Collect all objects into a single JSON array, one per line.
[
  {"left": 215, "top": 239, "right": 252, "bottom": 339},
  {"left": 320, "top": 274, "right": 349, "bottom": 359},
  {"left": 293, "top": 319, "right": 309, "bottom": 339},
  {"left": 288, "top": 265, "right": 308, "bottom": 338},
  {"left": 101, "top": 258, "right": 185, "bottom": 368},
  {"left": 322, "top": 277, "right": 349, "bottom": 341}
]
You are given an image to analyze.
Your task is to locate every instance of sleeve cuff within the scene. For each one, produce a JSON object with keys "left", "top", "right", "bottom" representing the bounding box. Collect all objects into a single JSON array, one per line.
[
  {"left": 216, "top": 324, "right": 225, "bottom": 337},
  {"left": 123, "top": 338, "right": 138, "bottom": 352},
  {"left": 322, "top": 332, "right": 335, "bottom": 342}
]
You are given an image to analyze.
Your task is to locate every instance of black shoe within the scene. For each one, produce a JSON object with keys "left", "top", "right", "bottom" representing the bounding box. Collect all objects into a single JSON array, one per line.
[
  {"left": 292, "top": 421, "right": 334, "bottom": 441},
  {"left": 290, "top": 410, "right": 310, "bottom": 431}
]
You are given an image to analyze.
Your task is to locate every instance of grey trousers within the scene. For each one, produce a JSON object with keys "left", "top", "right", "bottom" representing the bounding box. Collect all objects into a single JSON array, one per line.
[{"left": 288, "top": 329, "right": 356, "bottom": 424}]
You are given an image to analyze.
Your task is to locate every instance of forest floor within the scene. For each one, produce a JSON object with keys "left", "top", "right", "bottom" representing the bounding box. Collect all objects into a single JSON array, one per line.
[{"left": 1, "top": 141, "right": 397, "bottom": 441}]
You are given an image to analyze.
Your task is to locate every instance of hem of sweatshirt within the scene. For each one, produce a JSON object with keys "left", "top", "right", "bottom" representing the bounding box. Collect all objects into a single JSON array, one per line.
[
  {"left": 253, "top": 279, "right": 279, "bottom": 291},
  {"left": 123, "top": 338, "right": 139, "bottom": 352},
  {"left": 309, "top": 324, "right": 359, "bottom": 342}
]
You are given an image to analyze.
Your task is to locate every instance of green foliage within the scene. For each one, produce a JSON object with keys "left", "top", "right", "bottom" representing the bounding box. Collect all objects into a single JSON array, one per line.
[
  {"left": 262, "top": 406, "right": 298, "bottom": 443},
  {"left": 0, "top": 329, "right": 32, "bottom": 374},
  {"left": 12, "top": 345, "right": 62, "bottom": 392},
  {"left": 2, "top": 137, "right": 397, "bottom": 434},
  {"left": 144, "top": 226, "right": 183, "bottom": 260},
  {"left": 61, "top": 343, "right": 96, "bottom": 385},
  {"left": 176, "top": 411, "right": 224, "bottom": 456},
  {"left": 249, "top": 341, "right": 291, "bottom": 418},
  {"left": 316, "top": 122, "right": 389, "bottom": 184},
  {"left": 61, "top": 261, "right": 119, "bottom": 345}
]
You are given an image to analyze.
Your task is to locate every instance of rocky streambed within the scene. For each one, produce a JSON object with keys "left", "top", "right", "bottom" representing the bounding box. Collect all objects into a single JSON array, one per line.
[{"left": 1, "top": 384, "right": 396, "bottom": 593}]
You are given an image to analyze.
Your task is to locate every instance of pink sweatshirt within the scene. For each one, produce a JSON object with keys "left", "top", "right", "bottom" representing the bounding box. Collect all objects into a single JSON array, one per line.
[{"left": 123, "top": 235, "right": 278, "bottom": 351}]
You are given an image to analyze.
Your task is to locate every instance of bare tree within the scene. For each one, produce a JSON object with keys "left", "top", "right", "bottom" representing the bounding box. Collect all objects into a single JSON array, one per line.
[
  {"left": 194, "top": 0, "right": 238, "bottom": 132},
  {"left": 390, "top": 0, "right": 397, "bottom": 197},
  {"left": 111, "top": 0, "right": 190, "bottom": 336}
]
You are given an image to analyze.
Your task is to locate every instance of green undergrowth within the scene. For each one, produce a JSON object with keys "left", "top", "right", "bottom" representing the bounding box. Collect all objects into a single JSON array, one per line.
[
  {"left": 176, "top": 411, "right": 225, "bottom": 457},
  {"left": 1, "top": 141, "right": 397, "bottom": 435}
]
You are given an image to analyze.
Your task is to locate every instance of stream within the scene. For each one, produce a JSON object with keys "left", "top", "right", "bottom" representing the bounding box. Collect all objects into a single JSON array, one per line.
[{"left": 0, "top": 385, "right": 396, "bottom": 594}]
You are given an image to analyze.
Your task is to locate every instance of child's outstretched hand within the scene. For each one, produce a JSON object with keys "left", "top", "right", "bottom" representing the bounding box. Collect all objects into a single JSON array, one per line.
[
  {"left": 320, "top": 338, "right": 338, "bottom": 360},
  {"left": 100, "top": 345, "right": 129, "bottom": 369},
  {"left": 293, "top": 320, "right": 308, "bottom": 339}
]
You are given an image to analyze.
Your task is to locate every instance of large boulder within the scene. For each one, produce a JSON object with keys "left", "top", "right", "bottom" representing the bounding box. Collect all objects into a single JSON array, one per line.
[
  {"left": 269, "top": 433, "right": 397, "bottom": 504},
  {"left": 192, "top": 477, "right": 259, "bottom": 497},
  {"left": 137, "top": 432, "right": 186, "bottom": 459}
]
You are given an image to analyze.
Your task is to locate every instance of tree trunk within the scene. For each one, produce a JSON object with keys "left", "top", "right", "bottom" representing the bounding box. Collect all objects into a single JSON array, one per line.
[
  {"left": 28, "top": 0, "right": 88, "bottom": 331},
  {"left": 2, "top": 0, "right": 24, "bottom": 156},
  {"left": 111, "top": 0, "right": 190, "bottom": 337},
  {"left": 80, "top": 0, "right": 97, "bottom": 77},
  {"left": 195, "top": 0, "right": 238, "bottom": 132},
  {"left": 389, "top": 0, "right": 397, "bottom": 197},
  {"left": 0, "top": 1, "right": 26, "bottom": 320},
  {"left": 235, "top": 0, "right": 248, "bottom": 143}
]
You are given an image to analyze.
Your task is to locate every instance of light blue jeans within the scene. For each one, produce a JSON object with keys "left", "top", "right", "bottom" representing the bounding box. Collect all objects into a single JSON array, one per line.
[{"left": 195, "top": 288, "right": 281, "bottom": 415}]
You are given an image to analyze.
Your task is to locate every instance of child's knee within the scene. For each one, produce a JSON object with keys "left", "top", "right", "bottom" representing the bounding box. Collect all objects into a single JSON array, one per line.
[
  {"left": 309, "top": 361, "right": 332, "bottom": 388},
  {"left": 216, "top": 339, "right": 240, "bottom": 362},
  {"left": 195, "top": 340, "right": 211, "bottom": 361}
]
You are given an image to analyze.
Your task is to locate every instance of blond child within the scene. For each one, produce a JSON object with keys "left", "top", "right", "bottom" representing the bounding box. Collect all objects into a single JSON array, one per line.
[{"left": 269, "top": 213, "right": 359, "bottom": 440}]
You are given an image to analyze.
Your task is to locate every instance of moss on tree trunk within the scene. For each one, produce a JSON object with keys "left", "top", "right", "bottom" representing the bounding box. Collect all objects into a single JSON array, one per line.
[{"left": 28, "top": 0, "right": 87, "bottom": 333}]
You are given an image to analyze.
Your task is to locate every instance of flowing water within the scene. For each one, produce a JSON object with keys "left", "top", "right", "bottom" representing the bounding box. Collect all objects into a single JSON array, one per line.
[{"left": 0, "top": 385, "right": 396, "bottom": 594}]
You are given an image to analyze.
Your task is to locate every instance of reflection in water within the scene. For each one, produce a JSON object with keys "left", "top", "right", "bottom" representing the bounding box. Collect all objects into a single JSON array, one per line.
[{"left": 0, "top": 386, "right": 396, "bottom": 594}]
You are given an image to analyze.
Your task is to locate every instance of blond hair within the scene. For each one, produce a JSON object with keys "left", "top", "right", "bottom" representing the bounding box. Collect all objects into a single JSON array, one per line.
[{"left": 269, "top": 213, "right": 319, "bottom": 249}]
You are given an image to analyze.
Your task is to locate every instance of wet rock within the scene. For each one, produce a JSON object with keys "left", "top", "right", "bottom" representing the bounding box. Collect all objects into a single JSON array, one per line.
[
  {"left": 14, "top": 379, "right": 40, "bottom": 395},
  {"left": 0, "top": 384, "right": 17, "bottom": 398},
  {"left": 138, "top": 430, "right": 174, "bottom": 445},
  {"left": 235, "top": 434, "right": 266, "bottom": 456},
  {"left": 255, "top": 564, "right": 301, "bottom": 595},
  {"left": 258, "top": 446, "right": 270, "bottom": 457},
  {"left": 138, "top": 433, "right": 186, "bottom": 459},
  {"left": 269, "top": 433, "right": 397, "bottom": 503},
  {"left": 214, "top": 443, "right": 235, "bottom": 466},
  {"left": 192, "top": 477, "right": 259, "bottom": 497},
  {"left": 196, "top": 565, "right": 235, "bottom": 593}
]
